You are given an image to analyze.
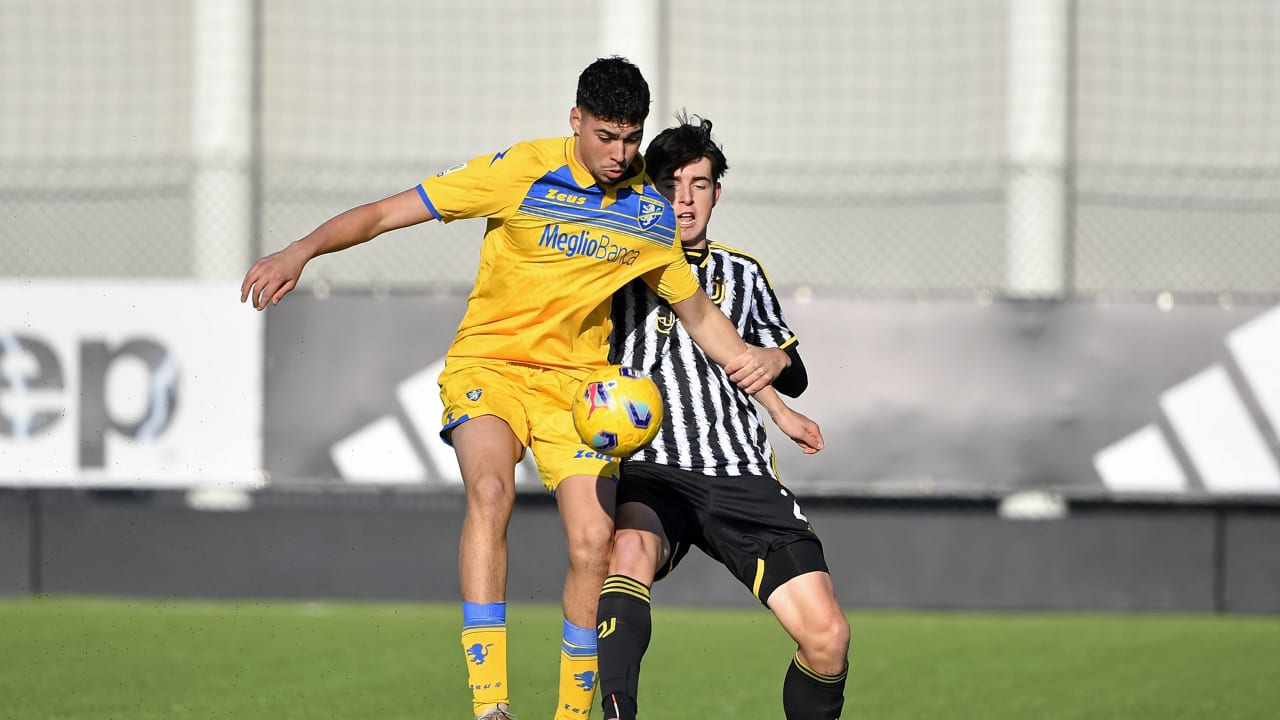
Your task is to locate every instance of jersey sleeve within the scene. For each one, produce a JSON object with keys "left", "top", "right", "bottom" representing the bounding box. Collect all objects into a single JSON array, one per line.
[
  {"left": 744, "top": 259, "right": 797, "bottom": 349},
  {"left": 416, "top": 142, "right": 540, "bottom": 223},
  {"left": 641, "top": 252, "right": 700, "bottom": 305}
]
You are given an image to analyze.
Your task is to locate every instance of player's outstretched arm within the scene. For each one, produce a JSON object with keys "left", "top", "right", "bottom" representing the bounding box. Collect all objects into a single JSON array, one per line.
[{"left": 241, "top": 187, "right": 435, "bottom": 310}]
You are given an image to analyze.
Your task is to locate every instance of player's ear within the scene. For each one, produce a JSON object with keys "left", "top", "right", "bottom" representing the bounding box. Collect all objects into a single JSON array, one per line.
[
  {"left": 569, "top": 106, "right": 582, "bottom": 135},
  {"left": 713, "top": 181, "right": 722, "bottom": 206}
]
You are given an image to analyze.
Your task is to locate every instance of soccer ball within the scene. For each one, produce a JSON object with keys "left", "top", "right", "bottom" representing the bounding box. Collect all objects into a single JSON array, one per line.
[{"left": 572, "top": 365, "right": 664, "bottom": 457}]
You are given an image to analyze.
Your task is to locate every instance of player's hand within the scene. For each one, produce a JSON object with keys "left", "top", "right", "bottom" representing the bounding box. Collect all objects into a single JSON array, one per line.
[
  {"left": 772, "top": 405, "right": 824, "bottom": 454},
  {"left": 726, "top": 346, "right": 787, "bottom": 394},
  {"left": 241, "top": 244, "right": 309, "bottom": 310}
]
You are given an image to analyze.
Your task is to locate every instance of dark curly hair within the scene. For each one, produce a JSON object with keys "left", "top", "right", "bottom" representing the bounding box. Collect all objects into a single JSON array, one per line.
[
  {"left": 643, "top": 111, "right": 729, "bottom": 183},
  {"left": 575, "top": 56, "right": 650, "bottom": 126}
]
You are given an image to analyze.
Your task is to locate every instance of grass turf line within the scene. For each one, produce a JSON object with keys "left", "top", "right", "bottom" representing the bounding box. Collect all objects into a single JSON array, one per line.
[{"left": 1, "top": 596, "right": 1277, "bottom": 719}]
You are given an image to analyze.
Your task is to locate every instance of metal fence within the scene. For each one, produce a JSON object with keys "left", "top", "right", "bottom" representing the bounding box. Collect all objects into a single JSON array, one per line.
[{"left": 2, "top": 0, "right": 1278, "bottom": 301}]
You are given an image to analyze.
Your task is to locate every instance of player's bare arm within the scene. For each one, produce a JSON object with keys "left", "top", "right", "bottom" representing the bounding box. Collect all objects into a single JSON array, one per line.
[{"left": 241, "top": 187, "right": 435, "bottom": 310}]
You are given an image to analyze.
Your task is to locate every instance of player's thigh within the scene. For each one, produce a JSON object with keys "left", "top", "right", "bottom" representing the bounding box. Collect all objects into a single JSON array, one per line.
[
  {"left": 451, "top": 415, "right": 524, "bottom": 484},
  {"left": 617, "top": 462, "right": 700, "bottom": 583},
  {"left": 609, "top": 501, "right": 668, "bottom": 583},
  {"left": 767, "top": 567, "right": 849, "bottom": 663},
  {"left": 555, "top": 472, "right": 617, "bottom": 555},
  {"left": 767, "top": 567, "right": 845, "bottom": 633}
]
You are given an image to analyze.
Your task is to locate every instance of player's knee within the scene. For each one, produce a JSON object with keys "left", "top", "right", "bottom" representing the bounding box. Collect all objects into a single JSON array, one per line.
[
  {"left": 464, "top": 479, "right": 515, "bottom": 525},
  {"left": 610, "top": 528, "right": 659, "bottom": 577},
  {"left": 565, "top": 520, "right": 614, "bottom": 570},
  {"left": 612, "top": 528, "right": 646, "bottom": 557},
  {"left": 798, "top": 611, "right": 851, "bottom": 673}
]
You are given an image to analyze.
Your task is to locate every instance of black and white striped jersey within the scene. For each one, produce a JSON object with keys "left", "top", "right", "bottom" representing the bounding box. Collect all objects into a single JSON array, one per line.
[{"left": 609, "top": 242, "right": 798, "bottom": 479}]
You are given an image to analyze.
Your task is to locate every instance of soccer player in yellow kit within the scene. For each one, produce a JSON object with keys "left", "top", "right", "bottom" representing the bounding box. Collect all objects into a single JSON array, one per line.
[{"left": 241, "top": 57, "right": 822, "bottom": 720}]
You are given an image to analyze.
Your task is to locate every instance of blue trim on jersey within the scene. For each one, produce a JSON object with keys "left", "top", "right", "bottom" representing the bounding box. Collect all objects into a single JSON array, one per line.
[
  {"left": 463, "top": 601, "right": 507, "bottom": 629},
  {"left": 416, "top": 184, "right": 441, "bottom": 219},
  {"left": 522, "top": 206, "right": 675, "bottom": 248},
  {"left": 519, "top": 171, "right": 677, "bottom": 248},
  {"left": 561, "top": 618, "right": 597, "bottom": 656}
]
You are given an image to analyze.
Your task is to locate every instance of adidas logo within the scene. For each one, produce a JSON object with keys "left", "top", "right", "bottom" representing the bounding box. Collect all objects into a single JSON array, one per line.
[
  {"left": 324, "top": 306, "right": 1280, "bottom": 497},
  {"left": 1093, "top": 304, "right": 1280, "bottom": 495},
  {"left": 326, "top": 357, "right": 539, "bottom": 487}
]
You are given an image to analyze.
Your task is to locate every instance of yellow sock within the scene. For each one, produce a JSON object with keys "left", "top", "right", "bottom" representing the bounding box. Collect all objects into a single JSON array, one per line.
[
  {"left": 462, "top": 602, "right": 509, "bottom": 716},
  {"left": 555, "top": 618, "right": 598, "bottom": 719}
]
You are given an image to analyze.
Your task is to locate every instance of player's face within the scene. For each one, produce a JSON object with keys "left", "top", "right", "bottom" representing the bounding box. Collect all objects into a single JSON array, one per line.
[
  {"left": 570, "top": 108, "right": 644, "bottom": 186},
  {"left": 656, "top": 157, "right": 721, "bottom": 249}
]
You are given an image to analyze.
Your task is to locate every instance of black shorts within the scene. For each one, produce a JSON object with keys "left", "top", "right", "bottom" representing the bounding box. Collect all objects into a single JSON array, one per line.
[{"left": 617, "top": 461, "right": 829, "bottom": 604}]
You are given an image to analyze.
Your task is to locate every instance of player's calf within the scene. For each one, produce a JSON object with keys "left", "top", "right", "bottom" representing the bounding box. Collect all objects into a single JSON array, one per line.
[
  {"left": 595, "top": 574, "right": 653, "bottom": 720},
  {"left": 783, "top": 651, "right": 847, "bottom": 720}
]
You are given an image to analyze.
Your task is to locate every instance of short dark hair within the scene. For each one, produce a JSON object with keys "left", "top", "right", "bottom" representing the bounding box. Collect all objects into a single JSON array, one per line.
[
  {"left": 575, "top": 56, "right": 650, "bottom": 126},
  {"left": 644, "top": 112, "right": 729, "bottom": 183}
]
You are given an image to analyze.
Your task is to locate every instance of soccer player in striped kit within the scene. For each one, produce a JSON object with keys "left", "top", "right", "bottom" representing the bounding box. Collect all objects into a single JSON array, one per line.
[{"left": 598, "top": 115, "right": 850, "bottom": 720}]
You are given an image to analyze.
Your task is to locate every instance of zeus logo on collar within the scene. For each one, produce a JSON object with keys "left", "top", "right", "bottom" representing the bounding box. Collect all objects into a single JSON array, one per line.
[{"left": 544, "top": 188, "right": 587, "bottom": 206}]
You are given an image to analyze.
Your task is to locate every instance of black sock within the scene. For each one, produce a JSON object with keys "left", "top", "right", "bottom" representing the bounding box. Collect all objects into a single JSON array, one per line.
[
  {"left": 596, "top": 574, "right": 652, "bottom": 719},
  {"left": 783, "top": 652, "right": 847, "bottom": 720}
]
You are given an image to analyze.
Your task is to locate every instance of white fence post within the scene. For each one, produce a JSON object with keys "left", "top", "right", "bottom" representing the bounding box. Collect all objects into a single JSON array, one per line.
[
  {"left": 598, "top": 0, "right": 665, "bottom": 143},
  {"left": 191, "top": 0, "right": 255, "bottom": 281},
  {"left": 1006, "top": 0, "right": 1071, "bottom": 298}
]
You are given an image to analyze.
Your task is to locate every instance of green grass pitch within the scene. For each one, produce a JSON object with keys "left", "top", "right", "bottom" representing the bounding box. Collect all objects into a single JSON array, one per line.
[{"left": 1, "top": 596, "right": 1277, "bottom": 719}]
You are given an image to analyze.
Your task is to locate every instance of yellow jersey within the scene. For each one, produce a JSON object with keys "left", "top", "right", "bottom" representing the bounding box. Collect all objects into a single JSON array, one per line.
[{"left": 418, "top": 136, "right": 698, "bottom": 379}]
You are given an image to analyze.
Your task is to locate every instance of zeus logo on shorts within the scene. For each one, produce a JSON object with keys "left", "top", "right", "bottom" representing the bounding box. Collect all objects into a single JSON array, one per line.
[{"left": 465, "top": 388, "right": 482, "bottom": 401}]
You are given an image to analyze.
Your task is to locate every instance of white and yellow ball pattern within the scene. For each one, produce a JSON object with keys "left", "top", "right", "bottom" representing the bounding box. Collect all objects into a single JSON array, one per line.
[{"left": 572, "top": 365, "right": 664, "bottom": 458}]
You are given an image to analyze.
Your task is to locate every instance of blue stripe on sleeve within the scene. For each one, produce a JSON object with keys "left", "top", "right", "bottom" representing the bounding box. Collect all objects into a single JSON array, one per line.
[{"left": 417, "top": 183, "right": 441, "bottom": 220}]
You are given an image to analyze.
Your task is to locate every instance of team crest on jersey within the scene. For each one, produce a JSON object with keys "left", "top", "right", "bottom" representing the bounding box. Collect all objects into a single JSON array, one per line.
[
  {"left": 637, "top": 199, "right": 663, "bottom": 230},
  {"left": 466, "top": 388, "right": 483, "bottom": 402},
  {"left": 655, "top": 308, "right": 676, "bottom": 335},
  {"left": 709, "top": 274, "right": 726, "bottom": 304}
]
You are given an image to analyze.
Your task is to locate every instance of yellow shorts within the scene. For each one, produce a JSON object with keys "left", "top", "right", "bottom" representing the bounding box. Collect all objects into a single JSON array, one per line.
[{"left": 438, "top": 359, "right": 618, "bottom": 492}]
